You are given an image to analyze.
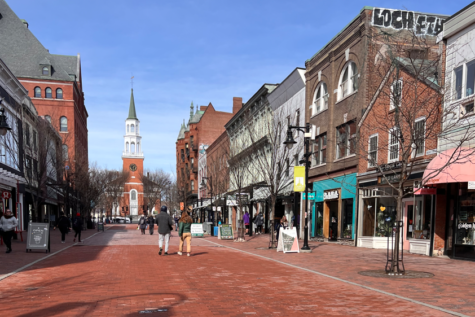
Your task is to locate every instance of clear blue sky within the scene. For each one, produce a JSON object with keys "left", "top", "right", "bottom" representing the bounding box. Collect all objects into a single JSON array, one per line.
[{"left": 9, "top": 0, "right": 469, "bottom": 175}]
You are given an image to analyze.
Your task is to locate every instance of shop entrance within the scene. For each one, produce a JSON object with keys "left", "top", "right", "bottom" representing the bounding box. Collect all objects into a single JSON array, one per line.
[{"left": 328, "top": 200, "right": 338, "bottom": 241}]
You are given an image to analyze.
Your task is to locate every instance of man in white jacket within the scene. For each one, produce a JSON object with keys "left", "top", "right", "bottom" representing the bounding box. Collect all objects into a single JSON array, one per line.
[{"left": 0, "top": 209, "right": 18, "bottom": 253}]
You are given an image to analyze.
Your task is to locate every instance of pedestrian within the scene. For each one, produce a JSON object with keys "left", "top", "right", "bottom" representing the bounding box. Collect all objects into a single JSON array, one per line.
[
  {"left": 155, "top": 206, "right": 174, "bottom": 255},
  {"left": 147, "top": 213, "right": 155, "bottom": 235},
  {"left": 177, "top": 211, "right": 193, "bottom": 256},
  {"left": 0, "top": 209, "right": 18, "bottom": 253},
  {"left": 54, "top": 211, "right": 71, "bottom": 243},
  {"left": 243, "top": 211, "right": 250, "bottom": 235},
  {"left": 138, "top": 212, "right": 147, "bottom": 235},
  {"left": 174, "top": 214, "right": 179, "bottom": 231},
  {"left": 72, "top": 212, "right": 83, "bottom": 243},
  {"left": 254, "top": 211, "right": 264, "bottom": 235}
]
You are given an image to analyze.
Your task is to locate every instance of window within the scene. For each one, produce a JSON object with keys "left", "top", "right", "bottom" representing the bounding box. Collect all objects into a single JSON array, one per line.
[
  {"left": 131, "top": 190, "right": 137, "bottom": 200},
  {"left": 25, "top": 156, "right": 32, "bottom": 180},
  {"left": 136, "top": 123, "right": 139, "bottom": 133},
  {"left": 463, "top": 103, "right": 474, "bottom": 116},
  {"left": 25, "top": 123, "right": 31, "bottom": 147},
  {"left": 368, "top": 134, "right": 378, "bottom": 167},
  {"left": 191, "top": 180, "right": 195, "bottom": 191},
  {"left": 414, "top": 118, "right": 426, "bottom": 157},
  {"left": 454, "top": 66, "right": 463, "bottom": 100},
  {"left": 33, "top": 159, "right": 38, "bottom": 179},
  {"left": 388, "top": 127, "right": 400, "bottom": 162},
  {"left": 131, "top": 142, "right": 136, "bottom": 154},
  {"left": 131, "top": 124, "right": 135, "bottom": 133},
  {"left": 34, "top": 87, "right": 41, "bottom": 98},
  {"left": 126, "top": 142, "right": 129, "bottom": 153},
  {"left": 45, "top": 87, "right": 52, "bottom": 98},
  {"left": 56, "top": 88, "right": 63, "bottom": 99},
  {"left": 467, "top": 60, "right": 475, "bottom": 97},
  {"left": 336, "top": 121, "right": 356, "bottom": 159},
  {"left": 33, "top": 130, "right": 37, "bottom": 150},
  {"left": 294, "top": 154, "right": 299, "bottom": 166},
  {"left": 45, "top": 115, "right": 51, "bottom": 123},
  {"left": 277, "top": 122, "right": 282, "bottom": 145},
  {"left": 127, "top": 124, "right": 129, "bottom": 133},
  {"left": 62, "top": 144, "right": 68, "bottom": 161},
  {"left": 295, "top": 109, "right": 300, "bottom": 127},
  {"left": 312, "top": 133, "right": 327, "bottom": 166},
  {"left": 137, "top": 142, "right": 140, "bottom": 153},
  {"left": 42, "top": 66, "right": 49, "bottom": 75},
  {"left": 338, "top": 62, "right": 358, "bottom": 100},
  {"left": 312, "top": 82, "right": 328, "bottom": 116},
  {"left": 60, "top": 117, "right": 67, "bottom": 132},
  {"left": 390, "top": 79, "right": 403, "bottom": 110}
]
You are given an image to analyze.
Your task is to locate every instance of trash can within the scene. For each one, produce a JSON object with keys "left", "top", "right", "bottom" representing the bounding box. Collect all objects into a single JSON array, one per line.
[{"left": 214, "top": 226, "right": 219, "bottom": 237}]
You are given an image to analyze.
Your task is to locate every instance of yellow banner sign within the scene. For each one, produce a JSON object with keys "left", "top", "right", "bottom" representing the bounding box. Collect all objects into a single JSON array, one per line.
[{"left": 294, "top": 166, "right": 305, "bottom": 192}]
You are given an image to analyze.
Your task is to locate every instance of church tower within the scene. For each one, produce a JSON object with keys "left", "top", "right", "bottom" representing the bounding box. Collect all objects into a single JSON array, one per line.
[{"left": 122, "top": 89, "right": 144, "bottom": 217}]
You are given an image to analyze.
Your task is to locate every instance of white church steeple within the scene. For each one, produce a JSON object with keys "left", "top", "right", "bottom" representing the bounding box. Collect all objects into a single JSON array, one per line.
[{"left": 122, "top": 89, "right": 143, "bottom": 158}]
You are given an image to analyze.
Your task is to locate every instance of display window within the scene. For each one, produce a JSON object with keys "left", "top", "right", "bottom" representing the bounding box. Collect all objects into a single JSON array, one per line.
[
  {"left": 406, "top": 195, "right": 432, "bottom": 240},
  {"left": 456, "top": 191, "right": 475, "bottom": 246},
  {"left": 341, "top": 198, "right": 353, "bottom": 238},
  {"left": 314, "top": 202, "right": 324, "bottom": 236},
  {"left": 361, "top": 193, "right": 396, "bottom": 237}
]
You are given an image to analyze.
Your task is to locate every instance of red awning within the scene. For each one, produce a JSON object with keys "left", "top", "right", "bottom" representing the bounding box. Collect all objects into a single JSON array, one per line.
[{"left": 423, "top": 148, "right": 475, "bottom": 185}]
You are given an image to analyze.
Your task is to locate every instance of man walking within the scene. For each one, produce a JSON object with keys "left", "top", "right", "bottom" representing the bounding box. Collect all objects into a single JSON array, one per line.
[
  {"left": 72, "top": 212, "right": 83, "bottom": 243},
  {"left": 147, "top": 213, "right": 155, "bottom": 235},
  {"left": 155, "top": 206, "right": 174, "bottom": 255}
]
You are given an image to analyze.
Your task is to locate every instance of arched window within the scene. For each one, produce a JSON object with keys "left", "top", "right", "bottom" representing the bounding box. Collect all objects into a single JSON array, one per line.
[
  {"left": 131, "top": 142, "right": 135, "bottom": 154},
  {"left": 34, "top": 87, "right": 41, "bottom": 98},
  {"left": 126, "top": 142, "right": 130, "bottom": 153},
  {"left": 131, "top": 190, "right": 137, "bottom": 200},
  {"left": 62, "top": 144, "right": 68, "bottom": 161},
  {"left": 56, "top": 88, "right": 63, "bottom": 99},
  {"left": 45, "top": 87, "right": 52, "bottom": 98},
  {"left": 127, "top": 124, "right": 129, "bottom": 133},
  {"left": 137, "top": 142, "right": 140, "bottom": 153},
  {"left": 45, "top": 115, "right": 51, "bottom": 123},
  {"left": 312, "top": 82, "right": 329, "bottom": 116},
  {"left": 60, "top": 116, "right": 67, "bottom": 132},
  {"left": 131, "top": 124, "right": 135, "bottom": 133},
  {"left": 338, "top": 61, "right": 358, "bottom": 100},
  {"left": 42, "top": 66, "right": 49, "bottom": 75}
]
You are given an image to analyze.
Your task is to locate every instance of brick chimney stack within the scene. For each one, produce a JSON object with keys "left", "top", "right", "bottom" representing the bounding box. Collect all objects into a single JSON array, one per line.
[{"left": 233, "top": 97, "right": 243, "bottom": 114}]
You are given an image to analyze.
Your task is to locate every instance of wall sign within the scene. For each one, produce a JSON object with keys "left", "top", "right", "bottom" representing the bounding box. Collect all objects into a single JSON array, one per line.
[
  {"left": 372, "top": 8, "right": 445, "bottom": 36},
  {"left": 324, "top": 190, "right": 339, "bottom": 200}
]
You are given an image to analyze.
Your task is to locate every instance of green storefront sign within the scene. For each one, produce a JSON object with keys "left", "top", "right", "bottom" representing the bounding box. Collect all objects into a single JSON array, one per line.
[{"left": 302, "top": 192, "right": 316, "bottom": 200}]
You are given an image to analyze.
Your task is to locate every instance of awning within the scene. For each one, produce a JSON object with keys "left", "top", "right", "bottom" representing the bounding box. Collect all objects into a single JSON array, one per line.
[
  {"left": 251, "top": 187, "right": 270, "bottom": 202},
  {"left": 423, "top": 148, "right": 475, "bottom": 185}
]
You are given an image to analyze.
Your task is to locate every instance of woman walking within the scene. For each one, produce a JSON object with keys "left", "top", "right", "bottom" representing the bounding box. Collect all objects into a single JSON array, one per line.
[
  {"left": 177, "top": 211, "right": 193, "bottom": 257},
  {"left": 0, "top": 209, "right": 18, "bottom": 253},
  {"left": 138, "top": 212, "right": 147, "bottom": 235},
  {"left": 54, "top": 212, "right": 71, "bottom": 243}
]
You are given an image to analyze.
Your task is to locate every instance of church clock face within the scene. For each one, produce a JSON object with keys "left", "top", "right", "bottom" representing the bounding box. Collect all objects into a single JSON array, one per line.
[{"left": 129, "top": 163, "right": 137, "bottom": 172}]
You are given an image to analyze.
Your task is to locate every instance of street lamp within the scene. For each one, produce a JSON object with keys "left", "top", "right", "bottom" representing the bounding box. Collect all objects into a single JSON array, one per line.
[
  {"left": 283, "top": 123, "right": 311, "bottom": 251},
  {"left": 0, "top": 106, "right": 12, "bottom": 136}
]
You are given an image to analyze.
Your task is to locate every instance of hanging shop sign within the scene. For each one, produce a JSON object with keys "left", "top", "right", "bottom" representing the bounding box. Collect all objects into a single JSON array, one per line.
[
  {"left": 1, "top": 191, "right": 11, "bottom": 199},
  {"left": 323, "top": 190, "right": 339, "bottom": 200},
  {"left": 302, "top": 192, "right": 316, "bottom": 200},
  {"left": 294, "top": 166, "right": 305, "bottom": 192}
]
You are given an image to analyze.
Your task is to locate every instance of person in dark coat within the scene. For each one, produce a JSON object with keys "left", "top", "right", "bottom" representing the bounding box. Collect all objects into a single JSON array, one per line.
[
  {"left": 254, "top": 211, "right": 264, "bottom": 235},
  {"left": 138, "top": 212, "right": 147, "bottom": 234},
  {"left": 72, "top": 213, "right": 83, "bottom": 243},
  {"left": 54, "top": 212, "right": 71, "bottom": 243},
  {"left": 155, "top": 206, "right": 174, "bottom": 255},
  {"left": 147, "top": 213, "right": 155, "bottom": 235}
]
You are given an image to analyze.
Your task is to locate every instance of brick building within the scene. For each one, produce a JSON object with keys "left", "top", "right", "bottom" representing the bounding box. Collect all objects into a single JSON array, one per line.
[
  {"left": 176, "top": 99, "right": 242, "bottom": 212},
  {"left": 0, "top": 0, "right": 88, "bottom": 175},
  {"left": 304, "top": 6, "right": 447, "bottom": 242}
]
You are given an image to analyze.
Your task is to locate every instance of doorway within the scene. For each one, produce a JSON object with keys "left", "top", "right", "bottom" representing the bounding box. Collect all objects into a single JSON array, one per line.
[{"left": 328, "top": 200, "right": 338, "bottom": 241}]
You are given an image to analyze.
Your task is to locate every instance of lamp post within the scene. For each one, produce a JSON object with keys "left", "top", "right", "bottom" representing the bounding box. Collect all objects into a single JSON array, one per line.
[
  {"left": 283, "top": 123, "right": 311, "bottom": 251},
  {"left": 0, "top": 102, "right": 12, "bottom": 136},
  {"left": 200, "top": 176, "right": 213, "bottom": 226}
]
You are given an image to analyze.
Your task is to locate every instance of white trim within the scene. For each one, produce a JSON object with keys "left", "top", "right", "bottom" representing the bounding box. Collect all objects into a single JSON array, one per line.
[
  {"left": 20, "top": 80, "right": 74, "bottom": 86},
  {"left": 31, "top": 97, "right": 74, "bottom": 102}
]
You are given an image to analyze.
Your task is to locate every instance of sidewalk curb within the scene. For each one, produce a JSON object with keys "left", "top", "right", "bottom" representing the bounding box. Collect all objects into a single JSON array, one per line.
[
  {"left": 204, "top": 238, "right": 469, "bottom": 317},
  {"left": 0, "top": 227, "right": 110, "bottom": 283}
]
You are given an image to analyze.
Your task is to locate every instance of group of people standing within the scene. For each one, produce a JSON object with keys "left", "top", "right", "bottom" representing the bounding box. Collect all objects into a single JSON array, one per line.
[
  {"left": 54, "top": 212, "right": 84, "bottom": 243},
  {"left": 137, "top": 206, "right": 193, "bottom": 256},
  {"left": 243, "top": 211, "right": 264, "bottom": 235}
]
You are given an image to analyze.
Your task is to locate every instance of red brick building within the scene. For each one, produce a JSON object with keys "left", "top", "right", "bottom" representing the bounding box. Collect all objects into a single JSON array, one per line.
[
  {"left": 176, "top": 98, "right": 242, "bottom": 209},
  {"left": 0, "top": 0, "right": 88, "bottom": 174}
]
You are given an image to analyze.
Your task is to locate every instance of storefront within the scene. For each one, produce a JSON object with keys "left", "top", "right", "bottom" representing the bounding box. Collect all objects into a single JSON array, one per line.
[{"left": 311, "top": 173, "right": 356, "bottom": 240}]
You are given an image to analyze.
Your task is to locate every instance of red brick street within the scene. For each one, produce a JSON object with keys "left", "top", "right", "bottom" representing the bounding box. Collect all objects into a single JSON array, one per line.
[{"left": 0, "top": 224, "right": 473, "bottom": 316}]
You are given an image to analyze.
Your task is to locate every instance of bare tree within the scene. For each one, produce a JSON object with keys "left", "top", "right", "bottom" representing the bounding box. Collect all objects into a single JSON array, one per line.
[
  {"left": 103, "top": 170, "right": 130, "bottom": 219},
  {"left": 75, "top": 162, "right": 109, "bottom": 219},
  {"left": 140, "top": 169, "right": 172, "bottom": 214}
]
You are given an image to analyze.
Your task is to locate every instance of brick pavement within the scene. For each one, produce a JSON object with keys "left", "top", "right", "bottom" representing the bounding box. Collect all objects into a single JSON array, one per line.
[{"left": 0, "top": 224, "right": 470, "bottom": 316}]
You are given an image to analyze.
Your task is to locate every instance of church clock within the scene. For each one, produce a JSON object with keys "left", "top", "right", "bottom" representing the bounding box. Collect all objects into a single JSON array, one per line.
[{"left": 129, "top": 163, "right": 137, "bottom": 172}]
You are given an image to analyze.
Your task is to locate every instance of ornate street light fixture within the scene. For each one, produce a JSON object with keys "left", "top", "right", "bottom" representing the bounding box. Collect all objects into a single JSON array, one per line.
[{"left": 0, "top": 104, "right": 12, "bottom": 136}]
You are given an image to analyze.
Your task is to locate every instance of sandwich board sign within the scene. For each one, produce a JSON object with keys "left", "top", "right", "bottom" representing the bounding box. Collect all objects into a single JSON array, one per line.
[
  {"left": 277, "top": 227, "right": 300, "bottom": 253},
  {"left": 218, "top": 224, "right": 233, "bottom": 240},
  {"left": 191, "top": 223, "right": 204, "bottom": 237},
  {"left": 26, "top": 222, "right": 50, "bottom": 253},
  {"left": 97, "top": 222, "right": 105, "bottom": 232}
]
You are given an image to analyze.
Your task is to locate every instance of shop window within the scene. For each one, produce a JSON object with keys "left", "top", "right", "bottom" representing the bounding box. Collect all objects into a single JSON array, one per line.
[
  {"left": 362, "top": 196, "right": 396, "bottom": 237},
  {"left": 336, "top": 121, "right": 356, "bottom": 159},
  {"left": 414, "top": 118, "right": 425, "bottom": 157},
  {"left": 390, "top": 79, "right": 403, "bottom": 110},
  {"left": 456, "top": 191, "right": 475, "bottom": 246},
  {"left": 406, "top": 196, "right": 432, "bottom": 240},
  {"left": 368, "top": 134, "right": 378, "bottom": 167},
  {"left": 314, "top": 202, "right": 324, "bottom": 237},
  {"left": 341, "top": 199, "right": 353, "bottom": 238}
]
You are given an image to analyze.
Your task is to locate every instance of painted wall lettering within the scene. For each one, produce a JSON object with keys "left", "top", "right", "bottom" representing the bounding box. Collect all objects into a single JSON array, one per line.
[{"left": 372, "top": 8, "right": 444, "bottom": 36}]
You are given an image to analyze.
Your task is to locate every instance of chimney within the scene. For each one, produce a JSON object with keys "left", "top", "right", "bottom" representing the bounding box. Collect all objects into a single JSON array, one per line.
[
  {"left": 21, "top": 19, "right": 29, "bottom": 28},
  {"left": 233, "top": 97, "right": 243, "bottom": 114}
]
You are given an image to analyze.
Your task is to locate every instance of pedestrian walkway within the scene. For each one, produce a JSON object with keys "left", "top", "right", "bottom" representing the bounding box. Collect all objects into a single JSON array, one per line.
[{"left": 0, "top": 224, "right": 471, "bottom": 316}]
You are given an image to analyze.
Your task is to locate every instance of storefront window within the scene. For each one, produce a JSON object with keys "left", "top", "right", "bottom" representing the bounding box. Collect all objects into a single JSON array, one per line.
[
  {"left": 407, "top": 196, "right": 432, "bottom": 240},
  {"left": 456, "top": 191, "right": 475, "bottom": 246},
  {"left": 315, "top": 202, "right": 323, "bottom": 236},
  {"left": 375, "top": 197, "right": 397, "bottom": 237},
  {"left": 341, "top": 198, "right": 353, "bottom": 238}
]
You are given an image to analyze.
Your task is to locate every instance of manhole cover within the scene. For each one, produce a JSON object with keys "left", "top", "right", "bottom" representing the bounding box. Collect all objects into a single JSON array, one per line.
[{"left": 358, "top": 270, "right": 434, "bottom": 279}]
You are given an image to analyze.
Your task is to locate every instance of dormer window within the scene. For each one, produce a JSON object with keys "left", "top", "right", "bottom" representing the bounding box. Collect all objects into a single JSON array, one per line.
[{"left": 42, "top": 66, "right": 49, "bottom": 76}]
